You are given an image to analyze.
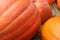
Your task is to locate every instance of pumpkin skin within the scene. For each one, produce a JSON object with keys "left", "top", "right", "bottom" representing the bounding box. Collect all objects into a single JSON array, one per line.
[
  {"left": 34, "top": 0, "right": 52, "bottom": 24},
  {"left": 57, "top": 0, "right": 60, "bottom": 9},
  {"left": 41, "top": 16, "right": 60, "bottom": 40},
  {"left": 0, "top": 0, "right": 17, "bottom": 16},
  {"left": 30, "top": 0, "right": 34, "bottom": 2},
  {"left": 0, "top": 0, "right": 41, "bottom": 40},
  {"left": 47, "top": 0, "right": 55, "bottom": 5}
]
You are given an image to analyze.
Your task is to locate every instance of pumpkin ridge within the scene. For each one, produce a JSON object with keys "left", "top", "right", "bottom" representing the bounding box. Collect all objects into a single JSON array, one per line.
[
  {"left": 0, "top": 2, "right": 35, "bottom": 39},
  {"left": 12, "top": 7, "right": 39, "bottom": 39},
  {"left": 3, "top": 11, "right": 38, "bottom": 39},
  {"left": 0, "top": 2, "right": 35, "bottom": 34},
  {"left": 25, "top": 17, "right": 40, "bottom": 40},
  {"left": 16, "top": 17, "right": 40, "bottom": 40},
  {"left": 0, "top": 0, "right": 30, "bottom": 31},
  {"left": 2, "top": 5, "right": 36, "bottom": 39}
]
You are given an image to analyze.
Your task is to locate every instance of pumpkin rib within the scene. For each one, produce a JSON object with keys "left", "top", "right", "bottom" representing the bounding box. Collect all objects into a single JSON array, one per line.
[
  {"left": 34, "top": 0, "right": 52, "bottom": 24},
  {"left": 4, "top": 12, "right": 38, "bottom": 40},
  {"left": 2, "top": 5, "right": 38, "bottom": 40},
  {"left": 0, "top": 2, "right": 35, "bottom": 34},
  {"left": 0, "top": 0, "right": 17, "bottom": 16},
  {"left": 0, "top": 3, "right": 36, "bottom": 39},
  {"left": 11, "top": 7, "right": 39, "bottom": 39},
  {"left": 24, "top": 17, "right": 40, "bottom": 40},
  {"left": 15, "top": 17, "right": 40, "bottom": 40},
  {"left": 0, "top": 0, "right": 30, "bottom": 31}
]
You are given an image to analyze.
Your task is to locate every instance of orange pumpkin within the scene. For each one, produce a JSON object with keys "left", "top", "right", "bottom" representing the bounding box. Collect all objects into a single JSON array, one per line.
[
  {"left": 57, "top": 0, "right": 60, "bottom": 9},
  {"left": 47, "top": 0, "right": 55, "bottom": 5},
  {"left": 0, "top": 0, "right": 41, "bottom": 40},
  {"left": 41, "top": 16, "right": 60, "bottom": 40},
  {"left": 34, "top": 0, "right": 52, "bottom": 24}
]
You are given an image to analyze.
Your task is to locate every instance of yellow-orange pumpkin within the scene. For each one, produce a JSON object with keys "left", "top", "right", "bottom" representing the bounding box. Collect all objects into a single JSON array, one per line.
[
  {"left": 33, "top": 0, "right": 52, "bottom": 24},
  {"left": 41, "top": 16, "right": 60, "bottom": 40},
  {"left": 0, "top": 0, "right": 41, "bottom": 40}
]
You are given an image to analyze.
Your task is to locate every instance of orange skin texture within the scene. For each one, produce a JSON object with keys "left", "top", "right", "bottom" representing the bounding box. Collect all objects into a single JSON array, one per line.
[
  {"left": 57, "top": 0, "right": 60, "bottom": 9},
  {"left": 47, "top": 0, "right": 55, "bottom": 5},
  {"left": 30, "top": 0, "right": 34, "bottom": 2},
  {"left": 0, "top": 0, "right": 17, "bottom": 16},
  {"left": 34, "top": 0, "right": 52, "bottom": 24},
  {"left": 0, "top": 0, "right": 41, "bottom": 40},
  {"left": 41, "top": 16, "right": 60, "bottom": 40},
  {"left": 0, "top": 0, "right": 30, "bottom": 31}
]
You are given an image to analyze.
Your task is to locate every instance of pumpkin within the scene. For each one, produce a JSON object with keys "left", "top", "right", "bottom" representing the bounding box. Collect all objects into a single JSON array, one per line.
[
  {"left": 33, "top": 0, "right": 52, "bottom": 24},
  {"left": 47, "top": 0, "right": 55, "bottom": 5},
  {"left": 41, "top": 16, "right": 60, "bottom": 40},
  {"left": 57, "top": 0, "right": 60, "bottom": 9},
  {"left": 0, "top": 0, "right": 41, "bottom": 40}
]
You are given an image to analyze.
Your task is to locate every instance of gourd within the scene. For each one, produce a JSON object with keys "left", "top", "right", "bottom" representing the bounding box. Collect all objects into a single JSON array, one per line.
[
  {"left": 0, "top": 0, "right": 41, "bottom": 40},
  {"left": 41, "top": 16, "right": 60, "bottom": 40}
]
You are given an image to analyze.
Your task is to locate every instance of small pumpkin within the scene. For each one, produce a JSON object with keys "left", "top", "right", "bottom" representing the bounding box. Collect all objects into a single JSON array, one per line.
[
  {"left": 34, "top": 0, "right": 52, "bottom": 24},
  {"left": 41, "top": 16, "right": 60, "bottom": 40},
  {"left": 0, "top": 0, "right": 41, "bottom": 40}
]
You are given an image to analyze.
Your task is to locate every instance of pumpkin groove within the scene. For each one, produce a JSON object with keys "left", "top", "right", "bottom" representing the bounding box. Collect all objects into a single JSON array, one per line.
[
  {"left": 0, "top": 0, "right": 30, "bottom": 31},
  {"left": 0, "top": 2, "right": 38, "bottom": 40},
  {"left": 0, "top": 0, "right": 41, "bottom": 40},
  {"left": 11, "top": 6, "right": 39, "bottom": 39},
  {"left": 3, "top": 13, "right": 38, "bottom": 40},
  {"left": 15, "top": 17, "right": 40, "bottom": 40},
  {"left": 0, "top": 3, "right": 35, "bottom": 34},
  {"left": 1, "top": 5, "right": 38, "bottom": 40}
]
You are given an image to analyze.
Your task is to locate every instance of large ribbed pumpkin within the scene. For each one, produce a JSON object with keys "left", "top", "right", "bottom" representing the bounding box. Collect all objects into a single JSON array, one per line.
[
  {"left": 34, "top": 0, "right": 52, "bottom": 24},
  {"left": 0, "top": 0, "right": 41, "bottom": 40},
  {"left": 41, "top": 16, "right": 60, "bottom": 40}
]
